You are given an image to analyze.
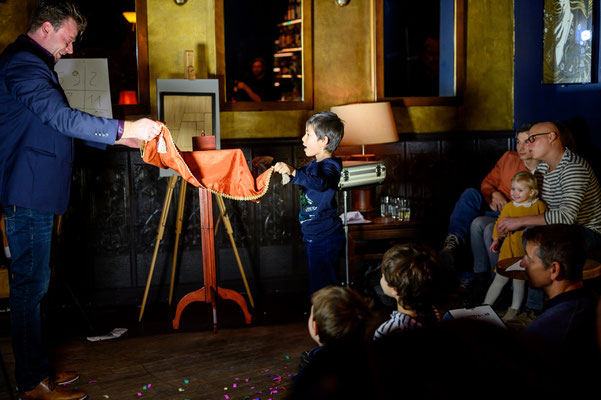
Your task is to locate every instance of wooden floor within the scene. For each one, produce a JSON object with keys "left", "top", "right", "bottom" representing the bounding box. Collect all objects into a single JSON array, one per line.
[
  {"left": 0, "top": 295, "right": 317, "bottom": 400},
  {"left": 0, "top": 276, "right": 468, "bottom": 400}
]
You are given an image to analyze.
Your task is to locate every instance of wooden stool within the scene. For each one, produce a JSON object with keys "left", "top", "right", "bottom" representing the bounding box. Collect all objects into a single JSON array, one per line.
[{"left": 496, "top": 256, "right": 601, "bottom": 281}]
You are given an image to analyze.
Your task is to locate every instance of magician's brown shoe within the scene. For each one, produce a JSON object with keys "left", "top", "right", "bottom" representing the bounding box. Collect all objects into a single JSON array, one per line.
[
  {"left": 54, "top": 371, "right": 79, "bottom": 386},
  {"left": 19, "top": 378, "right": 87, "bottom": 400}
]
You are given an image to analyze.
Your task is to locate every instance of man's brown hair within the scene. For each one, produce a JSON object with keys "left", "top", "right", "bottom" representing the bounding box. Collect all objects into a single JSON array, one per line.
[
  {"left": 523, "top": 224, "right": 586, "bottom": 282},
  {"left": 28, "top": 0, "right": 87, "bottom": 37},
  {"left": 311, "top": 286, "right": 371, "bottom": 345}
]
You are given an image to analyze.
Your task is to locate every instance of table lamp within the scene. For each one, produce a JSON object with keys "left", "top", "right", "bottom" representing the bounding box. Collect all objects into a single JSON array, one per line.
[
  {"left": 330, "top": 102, "right": 398, "bottom": 216},
  {"left": 331, "top": 101, "right": 398, "bottom": 160}
]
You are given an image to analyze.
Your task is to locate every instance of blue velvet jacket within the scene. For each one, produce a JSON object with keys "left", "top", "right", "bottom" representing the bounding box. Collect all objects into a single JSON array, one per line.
[
  {"left": 0, "top": 35, "right": 119, "bottom": 214},
  {"left": 290, "top": 157, "right": 343, "bottom": 241}
]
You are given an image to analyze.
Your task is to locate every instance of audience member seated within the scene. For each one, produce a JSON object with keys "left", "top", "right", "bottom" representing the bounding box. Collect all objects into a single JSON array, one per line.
[
  {"left": 468, "top": 129, "right": 539, "bottom": 293},
  {"left": 496, "top": 121, "right": 601, "bottom": 325},
  {"left": 440, "top": 125, "right": 538, "bottom": 291},
  {"left": 520, "top": 225, "right": 600, "bottom": 368},
  {"left": 290, "top": 317, "right": 590, "bottom": 399},
  {"left": 374, "top": 244, "right": 441, "bottom": 339},
  {"left": 483, "top": 171, "right": 547, "bottom": 321},
  {"left": 291, "top": 285, "right": 372, "bottom": 397}
]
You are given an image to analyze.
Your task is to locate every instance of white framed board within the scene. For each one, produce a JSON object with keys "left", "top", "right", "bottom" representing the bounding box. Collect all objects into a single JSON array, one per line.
[{"left": 55, "top": 58, "right": 113, "bottom": 118}]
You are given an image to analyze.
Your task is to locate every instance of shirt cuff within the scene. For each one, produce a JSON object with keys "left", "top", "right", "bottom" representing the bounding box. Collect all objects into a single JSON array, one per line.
[{"left": 117, "top": 120, "right": 125, "bottom": 140}]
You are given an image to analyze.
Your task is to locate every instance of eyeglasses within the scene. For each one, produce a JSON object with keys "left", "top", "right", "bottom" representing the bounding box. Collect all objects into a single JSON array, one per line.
[{"left": 524, "top": 132, "right": 551, "bottom": 144}]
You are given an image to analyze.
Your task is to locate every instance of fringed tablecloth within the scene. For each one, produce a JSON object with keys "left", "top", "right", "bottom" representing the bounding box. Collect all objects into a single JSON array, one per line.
[{"left": 141, "top": 125, "right": 274, "bottom": 202}]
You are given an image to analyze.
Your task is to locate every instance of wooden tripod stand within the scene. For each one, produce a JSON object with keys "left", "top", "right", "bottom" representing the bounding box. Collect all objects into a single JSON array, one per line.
[{"left": 138, "top": 174, "right": 254, "bottom": 329}]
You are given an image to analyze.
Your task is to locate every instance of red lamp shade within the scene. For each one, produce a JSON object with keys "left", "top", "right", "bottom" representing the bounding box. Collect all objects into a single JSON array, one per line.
[{"left": 118, "top": 90, "right": 138, "bottom": 105}]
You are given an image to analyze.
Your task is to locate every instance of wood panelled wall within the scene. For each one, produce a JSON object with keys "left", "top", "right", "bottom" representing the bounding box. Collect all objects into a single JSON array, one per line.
[{"left": 56, "top": 131, "right": 514, "bottom": 307}]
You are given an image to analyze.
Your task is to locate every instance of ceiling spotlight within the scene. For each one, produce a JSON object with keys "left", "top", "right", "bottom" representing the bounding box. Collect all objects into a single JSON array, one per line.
[{"left": 334, "top": 0, "right": 350, "bottom": 6}]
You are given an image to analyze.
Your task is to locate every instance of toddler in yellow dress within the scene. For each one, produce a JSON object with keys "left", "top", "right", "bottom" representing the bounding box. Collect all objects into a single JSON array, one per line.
[{"left": 483, "top": 171, "right": 547, "bottom": 322}]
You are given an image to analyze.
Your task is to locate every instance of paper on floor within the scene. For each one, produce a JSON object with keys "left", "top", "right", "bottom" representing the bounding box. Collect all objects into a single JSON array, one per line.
[{"left": 86, "top": 328, "right": 128, "bottom": 342}]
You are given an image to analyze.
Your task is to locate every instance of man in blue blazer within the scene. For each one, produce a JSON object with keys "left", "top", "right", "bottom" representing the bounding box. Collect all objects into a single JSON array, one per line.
[{"left": 0, "top": 2, "right": 160, "bottom": 399}]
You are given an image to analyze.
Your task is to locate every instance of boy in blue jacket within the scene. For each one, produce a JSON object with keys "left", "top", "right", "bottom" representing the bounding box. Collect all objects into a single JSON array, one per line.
[{"left": 274, "top": 111, "right": 344, "bottom": 294}]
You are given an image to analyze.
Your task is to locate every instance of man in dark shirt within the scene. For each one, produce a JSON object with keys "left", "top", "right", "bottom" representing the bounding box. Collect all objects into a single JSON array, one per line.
[{"left": 521, "top": 225, "right": 600, "bottom": 375}]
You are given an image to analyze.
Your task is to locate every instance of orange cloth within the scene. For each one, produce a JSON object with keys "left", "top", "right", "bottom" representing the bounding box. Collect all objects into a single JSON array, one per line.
[
  {"left": 480, "top": 151, "right": 529, "bottom": 204},
  {"left": 141, "top": 125, "right": 274, "bottom": 202}
]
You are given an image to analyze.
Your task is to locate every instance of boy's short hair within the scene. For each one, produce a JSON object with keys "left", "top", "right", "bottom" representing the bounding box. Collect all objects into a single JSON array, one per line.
[
  {"left": 381, "top": 244, "right": 439, "bottom": 314},
  {"left": 306, "top": 111, "right": 344, "bottom": 153},
  {"left": 29, "top": 0, "right": 87, "bottom": 36},
  {"left": 311, "top": 286, "right": 371, "bottom": 345},
  {"left": 512, "top": 171, "right": 539, "bottom": 198}
]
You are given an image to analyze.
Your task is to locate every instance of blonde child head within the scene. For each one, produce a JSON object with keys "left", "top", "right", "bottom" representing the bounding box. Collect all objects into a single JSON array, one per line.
[{"left": 510, "top": 171, "right": 539, "bottom": 203}]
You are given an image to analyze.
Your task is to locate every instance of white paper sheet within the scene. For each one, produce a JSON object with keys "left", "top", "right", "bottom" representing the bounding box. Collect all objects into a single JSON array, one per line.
[
  {"left": 447, "top": 305, "right": 506, "bottom": 328},
  {"left": 86, "top": 328, "right": 128, "bottom": 342},
  {"left": 506, "top": 260, "right": 525, "bottom": 272},
  {"left": 339, "top": 211, "right": 371, "bottom": 224}
]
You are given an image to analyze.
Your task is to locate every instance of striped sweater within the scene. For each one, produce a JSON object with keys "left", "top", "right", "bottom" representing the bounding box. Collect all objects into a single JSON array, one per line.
[
  {"left": 373, "top": 308, "right": 441, "bottom": 340},
  {"left": 535, "top": 148, "right": 601, "bottom": 234}
]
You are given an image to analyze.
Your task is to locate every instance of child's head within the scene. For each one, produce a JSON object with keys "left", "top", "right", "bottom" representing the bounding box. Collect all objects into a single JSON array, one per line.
[
  {"left": 380, "top": 244, "right": 439, "bottom": 315},
  {"left": 306, "top": 111, "right": 345, "bottom": 154},
  {"left": 510, "top": 171, "right": 538, "bottom": 204},
  {"left": 309, "top": 285, "right": 371, "bottom": 346}
]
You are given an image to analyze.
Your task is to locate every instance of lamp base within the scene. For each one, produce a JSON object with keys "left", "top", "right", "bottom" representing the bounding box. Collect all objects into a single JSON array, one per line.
[
  {"left": 350, "top": 154, "right": 375, "bottom": 161},
  {"left": 348, "top": 154, "right": 377, "bottom": 218},
  {"left": 351, "top": 187, "right": 376, "bottom": 219}
]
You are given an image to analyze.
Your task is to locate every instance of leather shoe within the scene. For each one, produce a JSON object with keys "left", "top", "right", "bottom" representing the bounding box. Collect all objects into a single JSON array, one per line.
[
  {"left": 19, "top": 378, "right": 87, "bottom": 400},
  {"left": 54, "top": 371, "right": 79, "bottom": 386}
]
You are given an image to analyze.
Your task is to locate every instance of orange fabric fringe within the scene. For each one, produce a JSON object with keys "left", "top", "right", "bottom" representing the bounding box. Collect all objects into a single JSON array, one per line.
[{"left": 141, "top": 125, "right": 274, "bottom": 202}]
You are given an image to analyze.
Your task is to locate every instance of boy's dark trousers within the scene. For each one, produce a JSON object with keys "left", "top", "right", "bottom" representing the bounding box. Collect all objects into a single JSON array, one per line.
[{"left": 305, "top": 230, "right": 345, "bottom": 295}]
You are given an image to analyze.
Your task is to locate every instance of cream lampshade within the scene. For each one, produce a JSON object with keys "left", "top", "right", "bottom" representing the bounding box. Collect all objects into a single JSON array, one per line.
[
  {"left": 330, "top": 102, "right": 398, "bottom": 157},
  {"left": 330, "top": 102, "right": 398, "bottom": 217}
]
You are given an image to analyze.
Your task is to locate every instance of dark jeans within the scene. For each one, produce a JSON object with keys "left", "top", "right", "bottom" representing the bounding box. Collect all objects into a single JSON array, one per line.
[
  {"left": 448, "top": 189, "right": 498, "bottom": 243},
  {"left": 4, "top": 206, "right": 53, "bottom": 391},
  {"left": 305, "top": 229, "right": 344, "bottom": 295}
]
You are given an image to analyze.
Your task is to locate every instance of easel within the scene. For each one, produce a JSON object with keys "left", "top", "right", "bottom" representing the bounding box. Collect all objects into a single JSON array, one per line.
[{"left": 138, "top": 163, "right": 254, "bottom": 329}]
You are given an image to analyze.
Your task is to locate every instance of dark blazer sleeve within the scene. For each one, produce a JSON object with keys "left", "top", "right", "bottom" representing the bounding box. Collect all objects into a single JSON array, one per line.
[{"left": 4, "top": 51, "right": 118, "bottom": 145}]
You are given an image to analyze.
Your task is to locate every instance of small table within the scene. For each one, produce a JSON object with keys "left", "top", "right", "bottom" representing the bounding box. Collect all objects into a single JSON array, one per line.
[
  {"left": 496, "top": 256, "right": 601, "bottom": 281},
  {"left": 347, "top": 217, "right": 423, "bottom": 283}
]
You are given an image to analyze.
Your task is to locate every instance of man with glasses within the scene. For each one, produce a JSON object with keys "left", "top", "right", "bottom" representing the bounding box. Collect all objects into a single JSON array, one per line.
[
  {"left": 496, "top": 121, "right": 601, "bottom": 326},
  {"left": 0, "top": 1, "right": 160, "bottom": 399}
]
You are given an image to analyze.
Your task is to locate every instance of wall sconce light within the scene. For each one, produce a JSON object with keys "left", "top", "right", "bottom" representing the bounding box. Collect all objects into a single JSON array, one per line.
[
  {"left": 174, "top": 0, "right": 188, "bottom": 5},
  {"left": 334, "top": 0, "right": 350, "bottom": 6}
]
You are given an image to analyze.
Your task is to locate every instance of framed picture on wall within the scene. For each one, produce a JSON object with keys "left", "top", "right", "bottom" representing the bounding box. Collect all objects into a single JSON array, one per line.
[{"left": 542, "top": 0, "right": 593, "bottom": 84}]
